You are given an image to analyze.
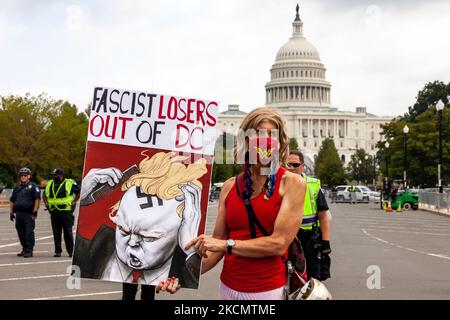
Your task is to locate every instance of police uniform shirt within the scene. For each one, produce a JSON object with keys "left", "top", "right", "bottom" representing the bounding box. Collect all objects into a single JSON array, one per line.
[
  {"left": 10, "top": 182, "right": 40, "bottom": 213},
  {"left": 317, "top": 189, "right": 329, "bottom": 212}
]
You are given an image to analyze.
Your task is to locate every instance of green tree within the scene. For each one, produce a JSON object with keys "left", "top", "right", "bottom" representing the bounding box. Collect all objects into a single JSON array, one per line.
[
  {"left": 315, "top": 138, "right": 346, "bottom": 187},
  {"left": 41, "top": 101, "right": 88, "bottom": 182},
  {"left": 378, "top": 105, "right": 450, "bottom": 188},
  {"left": 0, "top": 93, "right": 88, "bottom": 186},
  {"left": 0, "top": 94, "right": 52, "bottom": 185},
  {"left": 346, "top": 149, "right": 373, "bottom": 184},
  {"left": 212, "top": 133, "right": 240, "bottom": 183},
  {"left": 404, "top": 81, "right": 450, "bottom": 121},
  {"left": 289, "top": 137, "right": 299, "bottom": 152}
]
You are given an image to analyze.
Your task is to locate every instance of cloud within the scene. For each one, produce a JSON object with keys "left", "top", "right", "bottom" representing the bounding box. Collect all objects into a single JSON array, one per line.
[
  {"left": 0, "top": 0, "right": 449, "bottom": 118},
  {"left": 65, "top": 4, "right": 82, "bottom": 31},
  {"left": 0, "top": 11, "right": 7, "bottom": 44}
]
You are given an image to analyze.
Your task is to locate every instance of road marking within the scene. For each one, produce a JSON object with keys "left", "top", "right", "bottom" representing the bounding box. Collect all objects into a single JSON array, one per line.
[
  {"left": 0, "top": 229, "right": 53, "bottom": 233},
  {"left": 362, "top": 224, "right": 450, "bottom": 230},
  {"left": 0, "top": 274, "right": 67, "bottom": 282},
  {"left": 0, "top": 250, "right": 49, "bottom": 256},
  {"left": 348, "top": 215, "right": 450, "bottom": 221},
  {"left": 362, "top": 223, "right": 450, "bottom": 230},
  {"left": 348, "top": 215, "right": 450, "bottom": 222},
  {"left": 0, "top": 236, "right": 53, "bottom": 249},
  {"left": 364, "top": 228, "right": 450, "bottom": 237},
  {"left": 362, "top": 229, "right": 450, "bottom": 261},
  {"left": 350, "top": 221, "right": 450, "bottom": 229},
  {"left": 0, "top": 235, "right": 53, "bottom": 241},
  {"left": 0, "top": 260, "right": 71, "bottom": 267},
  {"left": 28, "top": 291, "right": 122, "bottom": 300},
  {"left": 428, "top": 253, "right": 450, "bottom": 260}
]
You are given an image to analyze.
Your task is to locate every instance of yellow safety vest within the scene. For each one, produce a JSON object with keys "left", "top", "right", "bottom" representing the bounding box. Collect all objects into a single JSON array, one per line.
[
  {"left": 45, "top": 179, "right": 75, "bottom": 211},
  {"left": 300, "top": 175, "right": 321, "bottom": 230}
]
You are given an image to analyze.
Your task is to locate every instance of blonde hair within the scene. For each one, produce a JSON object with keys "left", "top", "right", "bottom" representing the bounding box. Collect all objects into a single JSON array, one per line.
[
  {"left": 110, "top": 151, "right": 207, "bottom": 217},
  {"left": 234, "top": 107, "right": 289, "bottom": 166}
]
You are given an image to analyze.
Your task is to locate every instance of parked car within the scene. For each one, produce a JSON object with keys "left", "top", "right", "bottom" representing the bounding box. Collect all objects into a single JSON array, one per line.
[
  {"left": 209, "top": 182, "right": 223, "bottom": 201},
  {"left": 357, "top": 185, "right": 380, "bottom": 203},
  {"left": 335, "top": 185, "right": 370, "bottom": 203}
]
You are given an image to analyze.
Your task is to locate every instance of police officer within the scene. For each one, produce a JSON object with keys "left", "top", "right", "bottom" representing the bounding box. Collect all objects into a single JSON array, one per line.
[
  {"left": 43, "top": 168, "right": 80, "bottom": 257},
  {"left": 349, "top": 185, "right": 357, "bottom": 204},
  {"left": 9, "top": 167, "right": 41, "bottom": 258},
  {"left": 287, "top": 150, "right": 331, "bottom": 281}
]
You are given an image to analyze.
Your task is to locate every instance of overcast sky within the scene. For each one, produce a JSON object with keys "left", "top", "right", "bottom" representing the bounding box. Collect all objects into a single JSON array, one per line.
[{"left": 1, "top": 0, "right": 449, "bottom": 117}]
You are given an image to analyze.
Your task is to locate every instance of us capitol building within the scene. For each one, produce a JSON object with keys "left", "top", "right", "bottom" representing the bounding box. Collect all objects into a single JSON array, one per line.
[{"left": 217, "top": 6, "right": 392, "bottom": 171}]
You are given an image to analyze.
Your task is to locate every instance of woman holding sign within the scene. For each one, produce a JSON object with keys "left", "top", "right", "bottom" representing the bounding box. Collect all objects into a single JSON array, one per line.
[{"left": 158, "top": 107, "right": 306, "bottom": 299}]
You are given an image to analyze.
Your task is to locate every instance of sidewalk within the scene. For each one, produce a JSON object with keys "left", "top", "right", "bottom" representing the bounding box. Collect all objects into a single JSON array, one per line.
[{"left": 419, "top": 203, "right": 450, "bottom": 216}]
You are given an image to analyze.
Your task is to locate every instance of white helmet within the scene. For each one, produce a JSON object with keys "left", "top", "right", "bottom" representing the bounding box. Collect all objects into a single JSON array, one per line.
[{"left": 291, "top": 278, "right": 332, "bottom": 300}]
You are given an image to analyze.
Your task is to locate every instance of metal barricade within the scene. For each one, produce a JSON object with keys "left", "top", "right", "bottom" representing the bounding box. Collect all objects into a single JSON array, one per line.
[
  {"left": 0, "top": 188, "right": 13, "bottom": 207},
  {"left": 418, "top": 191, "right": 450, "bottom": 215}
]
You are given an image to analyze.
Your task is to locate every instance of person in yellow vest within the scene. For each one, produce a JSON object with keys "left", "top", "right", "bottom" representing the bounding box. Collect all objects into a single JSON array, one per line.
[
  {"left": 349, "top": 185, "right": 357, "bottom": 204},
  {"left": 287, "top": 150, "right": 331, "bottom": 281},
  {"left": 43, "top": 168, "right": 80, "bottom": 257}
]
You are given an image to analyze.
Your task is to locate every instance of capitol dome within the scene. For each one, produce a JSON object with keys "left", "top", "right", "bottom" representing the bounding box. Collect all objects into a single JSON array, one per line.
[
  {"left": 275, "top": 37, "right": 321, "bottom": 62},
  {"left": 265, "top": 5, "right": 331, "bottom": 109}
]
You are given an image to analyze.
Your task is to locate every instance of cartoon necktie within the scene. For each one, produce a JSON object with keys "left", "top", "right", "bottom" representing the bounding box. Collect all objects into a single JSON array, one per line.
[{"left": 131, "top": 269, "right": 142, "bottom": 284}]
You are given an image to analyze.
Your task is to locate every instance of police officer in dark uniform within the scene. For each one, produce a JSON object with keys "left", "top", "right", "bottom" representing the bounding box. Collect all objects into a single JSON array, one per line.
[
  {"left": 43, "top": 168, "right": 80, "bottom": 257},
  {"left": 287, "top": 150, "right": 332, "bottom": 281},
  {"left": 9, "top": 167, "right": 41, "bottom": 258}
]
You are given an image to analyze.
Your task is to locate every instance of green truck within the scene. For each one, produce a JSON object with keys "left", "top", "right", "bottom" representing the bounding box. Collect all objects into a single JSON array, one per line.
[{"left": 385, "top": 189, "right": 419, "bottom": 210}]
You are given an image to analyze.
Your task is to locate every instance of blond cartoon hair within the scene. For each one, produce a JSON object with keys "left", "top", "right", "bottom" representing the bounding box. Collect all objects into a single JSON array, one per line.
[{"left": 111, "top": 151, "right": 207, "bottom": 217}]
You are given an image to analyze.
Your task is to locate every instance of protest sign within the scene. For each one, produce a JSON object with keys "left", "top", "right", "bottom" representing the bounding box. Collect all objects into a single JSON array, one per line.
[{"left": 72, "top": 87, "right": 219, "bottom": 288}]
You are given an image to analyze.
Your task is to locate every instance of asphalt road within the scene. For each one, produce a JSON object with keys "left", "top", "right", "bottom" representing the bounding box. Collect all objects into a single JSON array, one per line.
[{"left": 0, "top": 200, "right": 449, "bottom": 300}]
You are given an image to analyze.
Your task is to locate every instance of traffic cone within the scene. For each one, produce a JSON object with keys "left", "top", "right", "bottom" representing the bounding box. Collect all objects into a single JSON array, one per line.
[
  {"left": 383, "top": 201, "right": 387, "bottom": 211},
  {"left": 397, "top": 203, "right": 402, "bottom": 212},
  {"left": 386, "top": 201, "right": 393, "bottom": 212}
]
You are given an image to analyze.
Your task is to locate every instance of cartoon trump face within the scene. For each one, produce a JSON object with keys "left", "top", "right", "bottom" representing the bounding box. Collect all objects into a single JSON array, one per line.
[
  {"left": 76, "top": 151, "right": 206, "bottom": 287},
  {"left": 111, "top": 187, "right": 181, "bottom": 271},
  {"left": 97, "top": 151, "right": 206, "bottom": 284}
]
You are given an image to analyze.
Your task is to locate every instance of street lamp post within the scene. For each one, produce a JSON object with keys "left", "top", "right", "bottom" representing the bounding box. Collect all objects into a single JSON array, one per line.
[
  {"left": 358, "top": 159, "right": 362, "bottom": 185},
  {"left": 364, "top": 155, "right": 369, "bottom": 185},
  {"left": 436, "top": 100, "right": 444, "bottom": 193},
  {"left": 385, "top": 141, "right": 390, "bottom": 193},
  {"left": 355, "top": 162, "right": 359, "bottom": 184},
  {"left": 403, "top": 125, "right": 409, "bottom": 188},
  {"left": 372, "top": 155, "right": 377, "bottom": 188},
  {"left": 375, "top": 164, "right": 380, "bottom": 187}
]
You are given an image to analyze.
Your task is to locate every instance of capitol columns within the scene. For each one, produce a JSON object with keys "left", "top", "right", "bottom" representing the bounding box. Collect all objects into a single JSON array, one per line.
[{"left": 299, "top": 119, "right": 303, "bottom": 138}]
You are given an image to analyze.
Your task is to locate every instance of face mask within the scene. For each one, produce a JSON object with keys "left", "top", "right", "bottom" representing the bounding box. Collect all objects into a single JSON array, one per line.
[{"left": 248, "top": 136, "right": 279, "bottom": 164}]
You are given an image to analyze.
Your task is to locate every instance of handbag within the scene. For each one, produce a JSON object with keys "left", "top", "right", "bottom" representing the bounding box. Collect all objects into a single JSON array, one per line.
[{"left": 235, "top": 176, "right": 308, "bottom": 298}]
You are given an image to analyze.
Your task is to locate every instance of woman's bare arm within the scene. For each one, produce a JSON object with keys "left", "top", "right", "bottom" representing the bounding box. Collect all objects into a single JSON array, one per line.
[{"left": 187, "top": 171, "right": 306, "bottom": 258}]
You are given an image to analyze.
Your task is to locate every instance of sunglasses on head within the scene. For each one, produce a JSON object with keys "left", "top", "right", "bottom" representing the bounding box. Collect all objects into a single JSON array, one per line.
[{"left": 288, "top": 162, "right": 303, "bottom": 168}]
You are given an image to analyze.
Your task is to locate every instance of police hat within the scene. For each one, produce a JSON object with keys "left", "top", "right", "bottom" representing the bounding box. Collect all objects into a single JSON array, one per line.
[
  {"left": 19, "top": 167, "right": 31, "bottom": 175},
  {"left": 52, "top": 168, "right": 64, "bottom": 175}
]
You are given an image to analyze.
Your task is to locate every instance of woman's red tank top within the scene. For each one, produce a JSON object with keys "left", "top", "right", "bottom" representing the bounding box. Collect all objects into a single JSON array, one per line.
[{"left": 220, "top": 167, "right": 287, "bottom": 293}]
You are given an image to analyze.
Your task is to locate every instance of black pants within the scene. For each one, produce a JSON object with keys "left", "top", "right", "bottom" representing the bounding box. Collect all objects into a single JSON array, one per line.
[
  {"left": 15, "top": 212, "right": 35, "bottom": 252},
  {"left": 49, "top": 210, "right": 74, "bottom": 255},
  {"left": 122, "top": 283, "right": 155, "bottom": 300},
  {"left": 297, "top": 229, "right": 321, "bottom": 280}
]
